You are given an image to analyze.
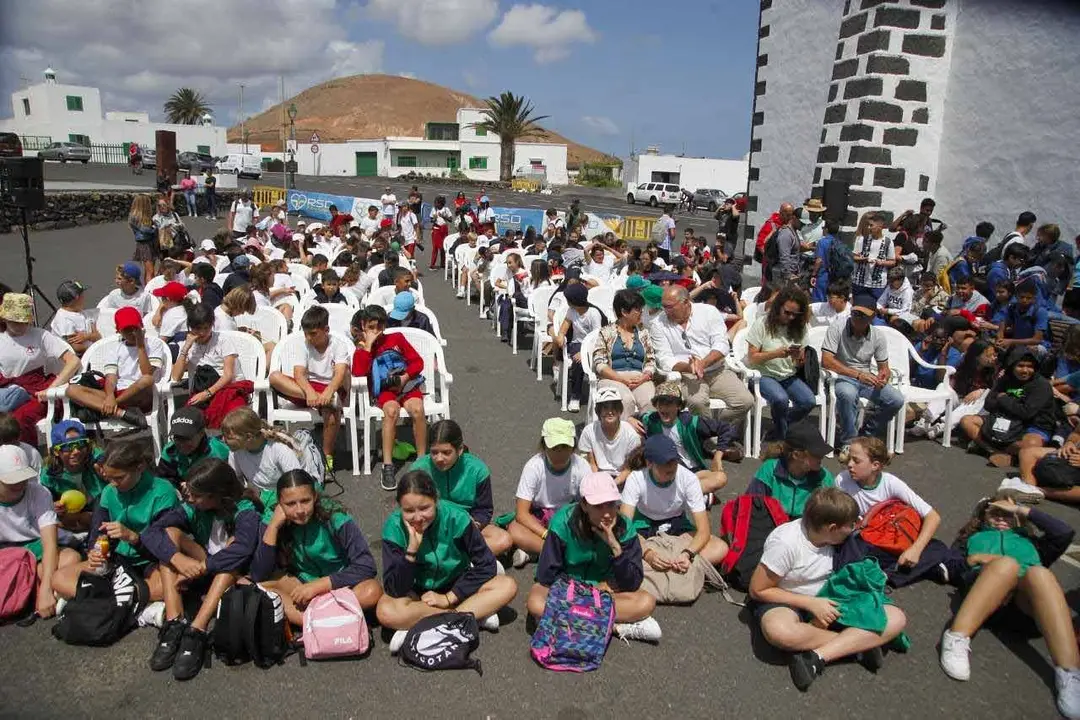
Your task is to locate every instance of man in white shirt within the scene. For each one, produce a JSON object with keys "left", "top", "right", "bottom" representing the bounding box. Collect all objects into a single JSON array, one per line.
[
  {"left": 649, "top": 286, "right": 753, "bottom": 422},
  {"left": 380, "top": 187, "right": 397, "bottom": 216},
  {"left": 228, "top": 191, "right": 258, "bottom": 239},
  {"left": 654, "top": 207, "right": 677, "bottom": 262}
]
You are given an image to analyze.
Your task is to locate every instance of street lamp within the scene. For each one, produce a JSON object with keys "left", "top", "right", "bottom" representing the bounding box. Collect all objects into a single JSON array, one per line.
[{"left": 287, "top": 103, "right": 298, "bottom": 189}]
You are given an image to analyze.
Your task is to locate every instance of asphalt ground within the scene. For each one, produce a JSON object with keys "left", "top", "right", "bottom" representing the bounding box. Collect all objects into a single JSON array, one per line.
[{"left": 0, "top": 217, "right": 1077, "bottom": 719}]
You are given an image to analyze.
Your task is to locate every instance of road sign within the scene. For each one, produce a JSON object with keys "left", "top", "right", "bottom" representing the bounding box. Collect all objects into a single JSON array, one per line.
[
  {"left": 310, "top": 132, "right": 320, "bottom": 144},
  {"left": 310, "top": 144, "right": 319, "bottom": 154},
  {"left": 286, "top": 139, "right": 297, "bottom": 152}
]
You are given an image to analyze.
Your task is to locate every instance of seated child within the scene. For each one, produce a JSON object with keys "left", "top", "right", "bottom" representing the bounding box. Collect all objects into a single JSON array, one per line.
[
  {"left": 945, "top": 275, "right": 989, "bottom": 320},
  {"left": 747, "top": 421, "right": 835, "bottom": 518},
  {"left": 909, "top": 272, "right": 950, "bottom": 334},
  {"left": 172, "top": 303, "right": 253, "bottom": 428},
  {"left": 997, "top": 278, "right": 1048, "bottom": 356},
  {"left": 876, "top": 267, "right": 913, "bottom": 327},
  {"left": 0, "top": 445, "right": 81, "bottom": 618},
  {"left": 190, "top": 263, "right": 224, "bottom": 310},
  {"left": 981, "top": 280, "right": 1013, "bottom": 335},
  {"left": 39, "top": 419, "right": 105, "bottom": 533},
  {"left": 809, "top": 279, "right": 851, "bottom": 329},
  {"left": 576, "top": 387, "right": 641, "bottom": 486},
  {"left": 939, "top": 493, "right": 1079, "bottom": 719},
  {"left": 749, "top": 487, "right": 908, "bottom": 691},
  {"left": 99, "top": 262, "right": 153, "bottom": 315},
  {"left": 351, "top": 305, "right": 427, "bottom": 491},
  {"left": 149, "top": 281, "right": 192, "bottom": 357},
  {"left": 553, "top": 283, "right": 606, "bottom": 413},
  {"left": 0, "top": 412, "right": 43, "bottom": 472},
  {"left": 386, "top": 292, "right": 435, "bottom": 336},
  {"left": 50, "top": 280, "right": 99, "bottom": 356},
  {"left": 156, "top": 407, "right": 231, "bottom": 490},
  {"left": 313, "top": 268, "right": 348, "bottom": 305},
  {"left": 142, "top": 458, "right": 263, "bottom": 680},
  {"left": 222, "top": 407, "right": 304, "bottom": 491}
]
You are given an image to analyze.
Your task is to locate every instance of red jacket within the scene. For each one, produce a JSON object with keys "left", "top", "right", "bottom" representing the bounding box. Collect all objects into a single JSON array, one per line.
[
  {"left": 756, "top": 212, "right": 782, "bottom": 252},
  {"left": 329, "top": 212, "right": 354, "bottom": 234},
  {"left": 351, "top": 331, "right": 424, "bottom": 383}
]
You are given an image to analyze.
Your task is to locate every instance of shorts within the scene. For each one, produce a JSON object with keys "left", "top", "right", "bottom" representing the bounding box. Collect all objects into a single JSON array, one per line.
[
  {"left": 633, "top": 512, "right": 695, "bottom": 538},
  {"left": 1026, "top": 427, "right": 1051, "bottom": 442},
  {"left": 374, "top": 387, "right": 423, "bottom": 409},
  {"left": 1, "top": 538, "right": 43, "bottom": 561},
  {"left": 750, "top": 600, "right": 843, "bottom": 631},
  {"left": 286, "top": 380, "right": 347, "bottom": 409},
  {"left": 132, "top": 238, "right": 161, "bottom": 263}
]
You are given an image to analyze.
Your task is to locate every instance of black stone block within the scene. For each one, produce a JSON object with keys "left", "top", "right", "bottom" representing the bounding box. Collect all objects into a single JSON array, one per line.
[
  {"left": 828, "top": 84, "right": 838, "bottom": 102},
  {"left": 839, "top": 230, "right": 857, "bottom": 245},
  {"left": 830, "top": 166, "right": 866, "bottom": 186},
  {"left": 824, "top": 104, "right": 847, "bottom": 124},
  {"left": 857, "top": 29, "right": 891, "bottom": 54},
  {"left": 843, "top": 210, "right": 859, "bottom": 227},
  {"left": 751, "top": 138, "right": 762, "bottom": 152},
  {"left": 911, "top": 0, "right": 946, "bottom": 7},
  {"left": 866, "top": 54, "right": 910, "bottom": 74},
  {"left": 919, "top": 174, "right": 930, "bottom": 192},
  {"left": 753, "top": 111, "right": 765, "bottom": 126},
  {"left": 873, "top": 167, "right": 906, "bottom": 188},
  {"left": 858, "top": 100, "right": 903, "bottom": 122},
  {"left": 875, "top": 7, "right": 920, "bottom": 29},
  {"left": 912, "top": 107, "right": 929, "bottom": 124},
  {"left": 848, "top": 189, "right": 883, "bottom": 208},
  {"left": 840, "top": 13, "right": 868, "bottom": 39},
  {"left": 818, "top": 145, "right": 840, "bottom": 164},
  {"left": 845, "top": 77, "right": 884, "bottom": 99},
  {"left": 746, "top": 196, "right": 758, "bottom": 212},
  {"left": 749, "top": 167, "right": 760, "bottom": 182},
  {"left": 849, "top": 145, "right": 893, "bottom": 165},
  {"left": 931, "top": 14, "right": 946, "bottom": 30},
  {"left": 756, "top": 80, "right": 767, "bottom": 96},
  {"left": 895, "top": 79, "right": 927, "bottom": 101},
  {"left": 821, "top": 128, "right": 828, "bottom": 143},
  {"left": 832, "top": 59, "right": 860, "bottom": 80},
  {"left": 860, "top": 0, "right": 888, "bottom": 8},
  {"left": 836, "top": 43, "right": 845, "bottom": 60},
  {"left": 761, "top": 0, "right": 773, "bottom": 9},
  {"left": 883, "top": 127, "right": 918, "bottom": 146},
  {"left": 841, "top": 123, "right": 875, "bottom": 142},
  {"left": 902, "top": 33, "right": 947, "bottom": 57},
  {"left": 757, "top": 53, "right": 769, "bottom": 67},
  {"left": 813, "top": 167, "right": 822, "bottom": 184},
  {"left": 759, "top": 24, "right": 771, "bottom": 38}
]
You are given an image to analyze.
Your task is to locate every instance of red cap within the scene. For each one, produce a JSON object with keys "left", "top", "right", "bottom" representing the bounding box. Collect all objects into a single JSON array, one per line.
[
  {"left": 152, "top": 281, "right": 188, "bottom": 302},
  {"left": 379, "top": 218, "right": 393, "bottom": 228},
  {"left": 114, "top": 306, "right": 142, "bottom": 330}
]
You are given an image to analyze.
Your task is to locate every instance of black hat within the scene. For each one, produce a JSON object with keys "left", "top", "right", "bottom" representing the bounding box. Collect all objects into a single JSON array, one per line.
[
  {"left": 785, "top": 421, "right": 831, "bottom": 457},
  {"left": 170, "top": 406, "right": 206, "bottom": 440}
]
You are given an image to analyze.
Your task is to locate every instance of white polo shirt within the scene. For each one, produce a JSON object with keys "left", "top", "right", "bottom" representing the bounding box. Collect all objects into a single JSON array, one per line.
[{"left": 649, "top": 302, "right": 730, "bottom": 373}]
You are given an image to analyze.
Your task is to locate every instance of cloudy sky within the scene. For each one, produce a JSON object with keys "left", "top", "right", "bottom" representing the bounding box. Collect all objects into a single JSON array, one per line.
[{"left": 0, "top": 0, "right": 759, "bottom": 159}]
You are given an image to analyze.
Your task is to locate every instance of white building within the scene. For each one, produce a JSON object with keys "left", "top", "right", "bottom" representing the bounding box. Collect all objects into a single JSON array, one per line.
[
  {"left": 622, "top": 148, "right": 749, "bottom": 197},
  {"left": 0, "top": 68, "right": 227, "bottom": 155},
  {"left": 254, "top": 108, "right": 569, "bottom": 184},
  {"left": 746, "top": 0, "right": 1079, "bottom": 253}
]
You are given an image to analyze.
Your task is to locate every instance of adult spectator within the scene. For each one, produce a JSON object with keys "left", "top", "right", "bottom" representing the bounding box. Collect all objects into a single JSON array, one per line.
[
  {"left": 649, "top": 286, "right": 753, "bottom": 423},
  {"left": 715, "top": 197, "right": 741, "bottom": 255},
  {"left": 891, "top": 197, "right": 944, "bottom": 239},
  {"left": 811, "top": 218, "right": 841, "bottom": 302},
  {"left": 179, "top": 174, "right": 197, "bottom": 217},
  {"left": 821, "top": 292, "right": 904, "bottom": 461},
  {"left": 652, "top": 206, "right": 676, "bottom": 263},
  {"left": 1000, "top": 211, "right": 1038, "bottom": 252},
  {"left": 228, "top": 191, "right": 257, "bottom": 240},
  {"left": 1029, "top": 223, "right": 1074, "bottom": 274},
  {"left": 851, "top": 211, "right": 898, "bottom": 302},
  {"left": 592, "top": 289, "right": 657, "bottom": 419},
  {"left": 380, "top": 186, "right": 397, "bottom": 215},
  {"left": 771, "top": 205, "right": 801, "bottom": 284},
  {"left": 128, "top": 194, "right": 158, "bottom": 283},
  {"left": 923, "top": 230, "right": 952, "bottom": 278},
  {"left": 755, "top": 202, "right": 790, "bottom": 282},
  {"left": 799, "top": 198, "right": 827, "bottom": 246},
  {"left": 203, "top": 168, "right": 218, "bottom": 220}
]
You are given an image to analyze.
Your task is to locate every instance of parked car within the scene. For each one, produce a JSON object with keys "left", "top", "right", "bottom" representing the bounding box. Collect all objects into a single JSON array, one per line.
[
  {"left": 217, "top": 152, "right": 261, "bottom": 179},
  {"left": 141, "top": 148, "right": 156, "bottom": 169},
  {"left": 177, "top": 151, "right": 216, "bottom": 173},
  {"left": 626, "top": 182, "right": 682, "bottom": 207},
  {"left": 0, "top": 132, "right": 22, "bottom": 158},
  {"left": 691, "top": 188, "right": 727, "bottom": 212},
  {"left": 38, "top": 141, "right": 91, "bottom": 164}
]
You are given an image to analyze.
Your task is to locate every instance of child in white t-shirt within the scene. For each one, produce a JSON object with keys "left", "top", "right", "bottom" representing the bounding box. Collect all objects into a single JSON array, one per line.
[
  {"left": 553, "top": 283, "right": 605, "bottom": 413},
  {"left": 50, "top": 280, "right": 99, "bottom": 356},
  {"left": 0, "top": 445, "right": 80, "bottom": 618},
  {"left": 150, "top": 281, "right": 191, "bottom": 351},
  {"left": 749, "top": 487, "right": 907, "bottom": 692},
  {"left": 576, "top": 388, "right": 639, "bottom": 485},
  {"left": 99, "top": 262, "right": 153, "bottom": 315},
  {"left": 172, "top": 304, "right": 248, "bottom": 426},
  {"left": 221, "top": 407, "right": 303, "bottom": 491}
]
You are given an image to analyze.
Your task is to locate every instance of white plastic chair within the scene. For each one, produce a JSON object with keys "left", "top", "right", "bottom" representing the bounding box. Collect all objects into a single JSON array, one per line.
[
  {"left": 880, "top": 326, "right": 955, "bottom": 453},
  {"left": 214, "top": 272, "right": 232, "bottom": 288},
  {"left": 443, "top": 233, "right": 461, "bottom": 282},
  {"left": 366, "top": 285, "right": 421, "bottom": 309},
  {"left": 288, "top": 263, "right": 311, "bottom": 282},
  {"left": 165, "top": 330, "right": 267, "bottom": 428},
  {"left": 580, "top": 328, "right": 603, "bottom": 418},
  {"left": 359, "top": 328, "right": 453, "bottom": 475},
  {"left": 366, "top": 264, "right": 385, "bottom": 282},
  {"left": 741, "top": 286, "right": 762, "bottom": 304},
  {"left": 527, "top": 286, "right": 559, "bottom": 374},
  {"left": 453, "top": 245, "right": 478, "bottom": 297},
  {"left": 587, "top": 286, "right": 616, "bottom": 322},
  {"left": 256, "top": 332, "right": 362, "bottom": 476},
  {"left": 95, "top": 308, "right": 118, "bottom": 338}
]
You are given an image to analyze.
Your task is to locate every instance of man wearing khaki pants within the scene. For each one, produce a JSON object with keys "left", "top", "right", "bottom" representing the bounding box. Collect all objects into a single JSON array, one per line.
[{"left": 649, "top": 286, "right": 753, "bottom": 425}]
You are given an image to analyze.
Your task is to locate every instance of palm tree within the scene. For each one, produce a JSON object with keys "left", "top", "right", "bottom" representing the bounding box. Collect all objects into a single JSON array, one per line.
[
  {"left": 164, "top": 88, "right": 211, "bottom": 125},
  {"left": 470, "top": 92, "right": 550, "bottom": 181}
]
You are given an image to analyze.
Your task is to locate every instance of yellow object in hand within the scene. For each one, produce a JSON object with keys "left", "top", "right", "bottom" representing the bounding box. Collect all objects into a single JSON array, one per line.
[{"left": 59, "top": 489, "right": 87, "bottom": 514}]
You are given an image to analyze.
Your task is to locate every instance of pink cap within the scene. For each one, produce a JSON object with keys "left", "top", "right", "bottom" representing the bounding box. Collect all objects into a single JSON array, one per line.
[{"left": 580, "top": 472, "right": 621, "bottom": 505}]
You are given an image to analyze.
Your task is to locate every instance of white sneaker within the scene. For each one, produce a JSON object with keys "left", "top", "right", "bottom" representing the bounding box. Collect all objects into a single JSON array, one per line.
[
  {"left": 512, "top": 548, "right": 530, "bottom": 568},
  {"left": 926, "top": 422, "right": 943, "bottom": 440},
  {"left": 940, "top": 630, "right": 971, "bottom": 681},
  {"left": 1056, "top": 666, "right": 1080, "bottom": 719},
  {"left": 456, "top": 288, "right": 465, "bottom": 299},
  {"left": 54, "top": 596, "right": 67, "bottom": 616},
  {"left": 614, "top": 616, "right": 662, "bottom": 644},
  {"left": 138, "top": 601, "right": 166, "bottom": 629},
  {"left": 567, "top": 398, "right": 580, "bottom": 413},
  {"left": 388, "top": 629, "right": 408, "bottom": 654},
  {"left": 909, "top": 418, "right": 930, "bottom": 438},
  {"left": 480, "top": 614, "right": 500, "bottom": 632},
  {"left": 495, "top": 559, "right": 506, "bottom": 576},
  {"left": 998, "top": 476, "right": 1045, "bottom": 502}
]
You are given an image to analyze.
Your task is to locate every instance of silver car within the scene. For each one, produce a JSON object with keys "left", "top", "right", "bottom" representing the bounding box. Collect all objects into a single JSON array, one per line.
[
  {"left": 691, "top": 188, "right": 727, "bottom": 212},
  {"left": 38, "top": 141, "right": 91, "bottom": 164},
  {"left": 141, "top": 148, "right": 157, "bottom": 169}
]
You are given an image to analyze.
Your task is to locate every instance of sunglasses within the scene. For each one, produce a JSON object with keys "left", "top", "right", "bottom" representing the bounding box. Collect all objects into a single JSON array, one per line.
[{"left": 56, "top": 438, "right": 89, "bottom": 452}]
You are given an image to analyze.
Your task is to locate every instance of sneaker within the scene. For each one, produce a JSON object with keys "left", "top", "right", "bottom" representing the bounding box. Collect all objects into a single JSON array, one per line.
[
  {"left": 614, "top": 616, "right": 662, "bottom": 644},
  {"left": 172, "top": 626, "right": 209, "bottom": 681},
  {"left": 480, "top": 614, "right": 500, "bottom": 632},
  {"left": 939, "top": 630, "right": 971, "bottom": 681},
  {"left": 998, "top": 476, "right": 1045, "bottom": 503},
  {"left": 722, "top": 442, "right": 744, "bottom": 463},
  {"left": 511, "top": 548, "right": 530, "bottom": 569},
  {"left": 1055, "top": 666, "right": 1080, "bottom": 720},
  {"left": 926, "top": 422, "right": 942, "bottom": 441},
  {"left": 381, "top": 464, "right": 398, "bottom": 491},
  {"left": 909, "top": 418, "right": 930, "bottom": 438},
  {"left": 121, "top": 408, "right": 149, "bottom": 430},
  {"left": 138, "top": 601, "right": 166, "bottom": 629},
  {"left": 456, "top": 288, "right": 465, "bottom": 299},
  {"left": 495, "top": 560, "right": 506, "bottom": 576},
  {"left": 388, "top": 629, "right": 408, "bottom": 655},
  {"left": 55, "top": 597, "right": 67, "bottom": 616},
  {"left": 837, "top": 445, "right": 851, "bottom": 464},
  {"left": 149, "top": 618, "right": 187, "bottom": 671},
  {"left": 858, "top": 646, "right": 884, "bottom": 673},
  {"left": 567, "top": 398, "right": 580, "bottom": 413},
  {"left": 789, "top": 651, "right": 825, "bottom": 691}
]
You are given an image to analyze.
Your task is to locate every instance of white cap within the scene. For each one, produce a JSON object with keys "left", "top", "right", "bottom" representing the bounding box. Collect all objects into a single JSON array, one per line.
[
  {"left": 594, "top": 387, "right": 622, "bottom": 405},
  {"left": 306, "top": 222, "right": 324, "bottom": 232},
  {"left": 0, "top": 445, "right": 36, "bottom": 485},
  {"left": 200, "top": 239, "right": 216, "bottom": 252},
  {"left": 292, "top": 232, "right": 305, "bottom": 242}
]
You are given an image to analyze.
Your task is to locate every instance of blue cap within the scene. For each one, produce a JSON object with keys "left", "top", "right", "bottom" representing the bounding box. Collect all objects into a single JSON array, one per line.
[
  {"left": 232, "top": 255, "right": 251, "bottom": 270},
  {"left": 388, "top": 291, "right": 415, "bottom": 321},
  {"left": 480, "top": 195, "right": 489, "bottom": 203},
  {"left": 50, "top": 419, "right": 87, "bottom": 445},
  {"left": 121, "top": 261, "right": 142, "bottom": 284},
  {"left": 643, "top": 435, "right": 679, "bottom": 464},
  {"left": 962, "top": 235, "right": 985, "bottom": 249}
]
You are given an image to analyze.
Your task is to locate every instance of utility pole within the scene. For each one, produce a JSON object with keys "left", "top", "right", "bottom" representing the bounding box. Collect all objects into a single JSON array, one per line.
[
  {"left": 239, "top": 84, "right": 246, "bottom": 153},
  {"left": 280, "top": 76, "right": 286, "bottom": 202}
]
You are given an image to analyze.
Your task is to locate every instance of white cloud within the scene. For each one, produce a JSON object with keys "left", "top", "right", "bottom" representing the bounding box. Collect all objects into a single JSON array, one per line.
[
  {"left": 366, "top": 0, "right": 498, "bottom": 45},
  {"left": 0, "top": 0, "right": 384, "bottom": 125},
  {"left": 582, "top": 115, "right": 619, "bottom": 136},
  {"left": 488, "top": 4, "right": 597, "bottom": 64}
]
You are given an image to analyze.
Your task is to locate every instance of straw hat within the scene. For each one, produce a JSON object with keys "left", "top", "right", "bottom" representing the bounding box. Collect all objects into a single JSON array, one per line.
[
  {"left": 0, "top": 293, "right": 33, "bottom": 324},
  {"left": 802, "top": 198, "right": 827, "bottom": 213}
]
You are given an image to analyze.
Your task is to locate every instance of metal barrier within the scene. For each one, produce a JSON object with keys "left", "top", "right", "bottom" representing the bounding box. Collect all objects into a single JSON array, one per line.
[
  {"left": 253, "top": 185, "right": 286, "bottom": 207},
  {"left": 89, "top": 144, "right": 127, "bottom": 165},
  {"left": 621, "top": 216, "right": 657, "bottom": 242},
  {"left": 19, "top": 136, "right": 52, "bottom": 151}
]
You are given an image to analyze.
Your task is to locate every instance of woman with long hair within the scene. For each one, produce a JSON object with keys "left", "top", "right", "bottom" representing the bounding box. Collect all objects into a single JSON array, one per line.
[
  {"left": 746, "top": 284, "right": 815, "bottom": 439},
  {"left": 130, "top": 193, "right": 158, "bottom": 283}
]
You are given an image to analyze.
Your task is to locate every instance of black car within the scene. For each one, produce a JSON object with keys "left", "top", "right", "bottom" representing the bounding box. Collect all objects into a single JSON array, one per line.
[
  {"left": 0, "top": 132, "right": 23, "bottom": 158},
  {"left": 177, "top": 151, "right": 216, "bottom": 172}
]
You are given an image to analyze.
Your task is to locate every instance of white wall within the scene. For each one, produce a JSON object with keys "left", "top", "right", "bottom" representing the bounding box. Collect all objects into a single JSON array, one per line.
[
  {"left": 513, "top": 142, "right": 568, "bottom": 185},
  {"left": 626, "top": 154, "right": 748, "bottom": 196}
]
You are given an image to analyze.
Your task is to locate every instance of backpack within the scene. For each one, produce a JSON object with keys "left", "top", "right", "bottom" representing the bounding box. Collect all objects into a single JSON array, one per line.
[
  {"left": 984, "top": 231, "right": 1022, "bottom": 267},
  {"left": 640, "top": 533, "right": 730, "bottom": 605},
  {"left": 718, "top": 494, "right": 789, "bottom": 591},
  {"left": 859, "top": 499, "right": 922, "bottom": 555},
  {"left": 400, "top": 612, "right": 482, "bottom": 674},
  {"left": 371, "top": 349, "right": 425, "bottom": 398},
  {"left": 937, "top": 257, "right": 962, "bottom": 295},
  {"left": 979, "top": 411, "right": 1025, "bottom": 448},
  {"left": 213, "top": 584, "right": 289, "bottom": 668},
  {"left": 827, "top": 239, "right": 855, "bottom": 280},
  {"left": 0, "top": 547, "right": 35, "bottom": 621},
  {"left": 52, "top": 565, "right": 148, "bottom": 646},
  {"left": 301, "top": 588, "right": 370, "bottom": 660},
  {"left": 530, "top": 576, "right": 614, "bottom": 672},
  {"left": 291, "top": 428, "right": 326, "bottom": 489},
  {"left": 762, "top": 228, "right": 781, "bottom": 269},
  {"left": 1033, "top": 455, "right": 1080, "bottom": 490}
]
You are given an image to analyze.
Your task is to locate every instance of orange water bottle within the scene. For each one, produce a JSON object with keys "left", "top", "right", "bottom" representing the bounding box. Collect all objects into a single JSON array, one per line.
[{"left": 92, "top": 535, "right": 111, "bottom": 576}]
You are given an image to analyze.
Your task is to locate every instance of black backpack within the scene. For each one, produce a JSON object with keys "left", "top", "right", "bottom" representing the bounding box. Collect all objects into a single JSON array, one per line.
[
  {"left": 762, "top": 228, "right": 781, "bottom": 269},
  {"left": 827, "top": 239, "right": 855, "bottom": 280},
  {"left": 213, "top": 584, "right": 290, "bottom": 668},
  {"left": 52, "top": 566, "right": 148, "bottom": 646},
  {"left": 400, "top": 612, "right": 482, "bottom": 674}
]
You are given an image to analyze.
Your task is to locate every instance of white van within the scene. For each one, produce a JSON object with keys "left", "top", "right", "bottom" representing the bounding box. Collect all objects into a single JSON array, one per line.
[{"left": 217, "top": 153, "right": 262, "bottom": 179}]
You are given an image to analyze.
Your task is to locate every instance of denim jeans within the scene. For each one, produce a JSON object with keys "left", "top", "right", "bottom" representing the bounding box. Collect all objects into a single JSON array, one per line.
[
  {"left": 833, "top": 376, "right": 904, "bottom": 446},
  {"left": 184, "top": 190, "right": 197, "bottom": 216},
  {"left": 0, "top": 385, "right": 31, "bottom": 413},
  {"left": 567, "top": 340, "right": 584, "bottom": 400},
  {"left": 758, "top": 375, "right": 816, "bottom": 439},
  {"left": 206, "top": 190, "right": 217, "bottom": 217}
]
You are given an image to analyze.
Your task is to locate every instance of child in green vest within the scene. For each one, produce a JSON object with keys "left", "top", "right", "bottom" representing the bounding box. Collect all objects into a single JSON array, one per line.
[
  {"left": 141, "top": 458, "right": 264, "bottom": 681},
  {"left": 409, "top": 419, "right": 512, "bottom": 558},
  {"left": 40, "top": 419, "right": 105, "bottom": 533},
  {"left": 747, "top": 421, "right": 836, "bottom": 517},
  {"left": 527, "top": 472, "right": 661, "bottom": 643},
  {"left": 252, "top": 469, "right": 382, "bottom": 627},
  {"left": 940, "top": 492, "right": 1080, "bottom": 718},
  {"left": 155, "top": 406, "right": 231, "bottom": 491},
  {"left": 51, "top": 440, "right": 181, "bottom": 621},
  {"left": 378, "top": 470, "right": 518, "bottom": 654}
]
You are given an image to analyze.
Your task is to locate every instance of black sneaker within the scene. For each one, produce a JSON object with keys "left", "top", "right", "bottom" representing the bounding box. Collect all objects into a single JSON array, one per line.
[
  {"left": 789, "top": 651, "right": 825, "bottom": 691},
  {"left": 380, "top": 464, "right": 398, "bottom": 491},
  {"left": 173, "top": 626, "right": 209, "bottom": 681},
  {"left": 121, "top": 408, "right": 149, "bottom": 429},
  {"left": 149, "top": 618, "right": 186, "bottom": 671},
  {"left": 858, "top": 646, "right": 884, "bottom": 673}
]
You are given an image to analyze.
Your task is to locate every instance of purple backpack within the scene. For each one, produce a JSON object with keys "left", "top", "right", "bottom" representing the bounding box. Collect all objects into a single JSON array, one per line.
[{"left": 530, "top": 576, "right": 614, "bottom": 672}]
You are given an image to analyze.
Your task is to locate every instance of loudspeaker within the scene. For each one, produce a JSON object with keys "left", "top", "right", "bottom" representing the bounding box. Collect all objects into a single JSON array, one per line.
[
  {"left": 0, "top": 157, "right": 45, "bottom": 211},
  {"left": 822, "top": 179, "right": 849, "bottom": 224}
]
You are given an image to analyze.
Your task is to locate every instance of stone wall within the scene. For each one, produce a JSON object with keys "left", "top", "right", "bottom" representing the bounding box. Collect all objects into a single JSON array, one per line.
[{"left": 0, "top": 191, "right": 243, "bottom": 234}]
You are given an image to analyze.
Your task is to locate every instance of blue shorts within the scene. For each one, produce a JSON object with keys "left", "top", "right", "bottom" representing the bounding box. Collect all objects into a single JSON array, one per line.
[
  {"left": 634, "top": 513, "right": 695, "bottom": 538},
  {"left": 1026, "top": 427, "right": 1051, "bottom": 442}
]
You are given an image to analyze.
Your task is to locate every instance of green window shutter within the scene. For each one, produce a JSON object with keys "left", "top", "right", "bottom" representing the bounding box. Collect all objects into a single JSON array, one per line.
[
  {"left": 475, "top": 127, "right": 487, "bottom": 137},
  {"left": 468, "top": 157, "right": 487, "bottom": 170},
  {"left": 66, "top": 95, "right": 83, "bottom": 112}
]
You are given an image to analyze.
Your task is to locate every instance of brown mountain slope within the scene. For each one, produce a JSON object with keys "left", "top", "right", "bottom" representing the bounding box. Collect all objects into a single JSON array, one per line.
[{"left": 227, "top": 74, "right": 616, "bottom": 169}]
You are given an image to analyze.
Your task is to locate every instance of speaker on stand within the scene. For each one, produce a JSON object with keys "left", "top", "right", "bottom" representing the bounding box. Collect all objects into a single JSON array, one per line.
[{"left": 0, "top": 156, "right": 55, "bottom": 322}]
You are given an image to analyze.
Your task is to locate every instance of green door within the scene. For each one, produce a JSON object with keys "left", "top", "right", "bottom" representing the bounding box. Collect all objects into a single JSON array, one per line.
[
  {"left": 446, "top": 155, "right": 459, "bottom": 170},
  {"left": 355, "top": 152, "right": 377, "bottom": 177}
]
